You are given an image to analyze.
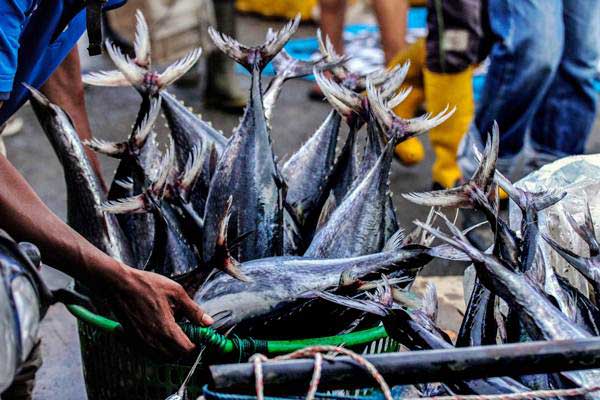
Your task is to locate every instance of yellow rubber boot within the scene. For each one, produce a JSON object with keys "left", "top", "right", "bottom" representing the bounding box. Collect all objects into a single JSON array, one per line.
[
  {"left": 389, "top": 38, "right": 426, "bottom": 166},
  {"left": 424, "top": 66, "right": 475, "bottom": 188}
]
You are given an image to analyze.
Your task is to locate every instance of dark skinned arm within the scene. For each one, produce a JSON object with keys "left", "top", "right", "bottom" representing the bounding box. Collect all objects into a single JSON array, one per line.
[
  {"left": 0, "top": 155, "right": 213, "bottom": 356},
  {"left": 0, "top": 47, "right": 213, "bottom": 357}
]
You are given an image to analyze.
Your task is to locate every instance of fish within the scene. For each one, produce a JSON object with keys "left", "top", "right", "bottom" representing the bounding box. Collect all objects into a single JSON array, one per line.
[
  {"left": 160, "top": 91, "right": 227, "bottom": 218},
  {"left": 315, "top": 284, "right": 531, "bottom": 395},
  {"left": 456, "top": 277, "right": 498, "bottom": 347},
  {"left": 281, "top": 110, "right": 341, "bottom": 242},
  {"left": 193, "top": 228, "right": 432, "bottom": 336},
  {"left": 28, "top": 86, "right": 134, "bottom": 266},
  {"left": 83, "top": 11, "right": 203, "bottom": 174},
  {"left": 101, "top": 143, "right": 201, "bottom": 276},
  {"left": 419, "top": 212, "right": 600, "bottom": 393},
  {"left": 84, "top": 97, "right": 162, "bottom": 268},
  {"left": 82, "top": 11, "right": 202, "bottom": 268},
  {"left": 201, "top": 17, "right": 301, "bottom": 263},
  {"left": 305, "top": 138, "right": 394, "bottom": 258},
  {"left": 306, "top": 78, "right": 453, "bottom": 258}
]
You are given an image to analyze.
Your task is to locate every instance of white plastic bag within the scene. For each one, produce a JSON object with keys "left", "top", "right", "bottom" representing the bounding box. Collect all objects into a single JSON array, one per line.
[{"left": 509, "top": 154, "right": 600, "bottom": 293}]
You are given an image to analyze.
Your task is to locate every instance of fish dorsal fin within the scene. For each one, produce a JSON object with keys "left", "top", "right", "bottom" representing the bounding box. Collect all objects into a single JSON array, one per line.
[
  {"left": 211, "top": 196, "right": 251, "bottom": 282},
  {"left": 402, "top": 123, "right": 498, "bottom": 208},
  {"left": 383, "top": 229, "right": 405, "bottom": 252}
]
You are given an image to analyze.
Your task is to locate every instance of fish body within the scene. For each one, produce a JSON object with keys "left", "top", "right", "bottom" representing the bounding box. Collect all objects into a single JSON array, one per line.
[
  {"left": 456, "top": 278, "right": 498, "bottom": 347},
  {"left": 162, "top": 91, "right": 227, "bottom": 159},
  {"left": 194, "top": 246, "right": 430, "bottom": 334},
  {"left": 282, "top": 110, "right": 341, "bottom": 238},
  {"left": 161, "top": 92, "right": 225, "bottom": 216},
  {"left": 202, "top": 20, "right": 301, "bottom": 263},
  {"left": 361, "top": 116, "right": 398, "bottom": 242},
  {"left": 306, "top": 142, "right": 395, "bottom": 258},
  {"left": 283, "top": 209, "right": 303, "bottom": 256},
  {"left": 29, "top": 87, "right": 134, "bottom": 265},
  {"left": 202, "top": 67, "right": 283, "bottom": 262},
  {"left": 154, "top": 200, "right": 201, "bottom": 277},
  {"left": 330, "top": 126, "right": 359, "bottom": 204}
]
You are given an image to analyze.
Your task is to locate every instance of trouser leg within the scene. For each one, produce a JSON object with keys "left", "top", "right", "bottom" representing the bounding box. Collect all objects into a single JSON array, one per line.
[
  {"left": 528, "top": 0, "right": 600, "bottom": 167},
  {"left": 459, "top": 0, "right": 564, "bottom": 178},
  {"left": 204, "top": 0, "right": 247, "bottom": 111},
  {"left": 425, "top": 0, "right": 482, "bottom": 187}
]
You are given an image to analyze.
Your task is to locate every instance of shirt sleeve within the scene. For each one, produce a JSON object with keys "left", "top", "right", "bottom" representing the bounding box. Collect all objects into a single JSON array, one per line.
[{"left": 0, "top": 0, "right": 34, "bottom": 100}]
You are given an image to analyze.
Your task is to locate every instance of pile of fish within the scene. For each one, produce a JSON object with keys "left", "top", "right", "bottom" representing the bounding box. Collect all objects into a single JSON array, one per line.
[
  {"left": 32, "top": 12, "right": 454, "bottom": 339},
  {"left": 318, "top": 125, "right": 600, "bottom": 394},
  {"left": 32, "top": 11, "right": 600, "bottom": 395}
]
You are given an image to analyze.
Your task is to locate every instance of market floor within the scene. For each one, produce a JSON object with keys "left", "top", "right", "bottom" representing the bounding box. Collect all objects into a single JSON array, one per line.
[{"left": 3, "top": 14, "right": 599, "bottom": 400}]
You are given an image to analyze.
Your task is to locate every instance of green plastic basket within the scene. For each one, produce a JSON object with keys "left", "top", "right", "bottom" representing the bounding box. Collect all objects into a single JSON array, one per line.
[{"left": 70, "top": 305, "right": 397, "bottom": 400}]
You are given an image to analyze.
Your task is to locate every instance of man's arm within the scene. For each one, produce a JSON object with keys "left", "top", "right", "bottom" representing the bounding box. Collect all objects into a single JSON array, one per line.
[
  {"left": 0, "top": 155, "right": 213, "bottom": 356},
  {"left": 40, "top": 46, "right": 105, "bottom": 188}
]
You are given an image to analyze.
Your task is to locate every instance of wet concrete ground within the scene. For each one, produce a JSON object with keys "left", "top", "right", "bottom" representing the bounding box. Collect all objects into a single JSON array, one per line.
[{"left": 3, "top": 14, "right": 599, "bottom": 400}]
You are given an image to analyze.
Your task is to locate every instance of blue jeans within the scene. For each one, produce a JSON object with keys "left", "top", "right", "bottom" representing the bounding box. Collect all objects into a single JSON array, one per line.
[{"left": 472, "top": 0, "right": 600, "bottom": 163}]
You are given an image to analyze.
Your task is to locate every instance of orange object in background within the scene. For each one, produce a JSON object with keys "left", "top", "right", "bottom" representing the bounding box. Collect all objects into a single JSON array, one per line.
[{"left": 236, "top": 0, "right": 318, "bottom": 21}]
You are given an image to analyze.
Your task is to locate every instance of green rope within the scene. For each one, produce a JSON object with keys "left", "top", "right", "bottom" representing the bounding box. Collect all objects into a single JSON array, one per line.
[{"left": 67, "top": 304, "right": 388, "bottom": 356}]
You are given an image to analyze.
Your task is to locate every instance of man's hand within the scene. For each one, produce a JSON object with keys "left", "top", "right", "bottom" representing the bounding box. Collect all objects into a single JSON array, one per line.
[
  {"left": 1, "top": 143, "right": 212, "bottom": 359},
  {"left": 105, "top": 266, "right": 214, "bottom": 356}
]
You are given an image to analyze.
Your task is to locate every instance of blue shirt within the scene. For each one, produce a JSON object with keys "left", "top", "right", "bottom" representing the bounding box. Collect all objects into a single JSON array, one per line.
[{"left": 0, "top": 0, "right": 125, "bottom": 125}]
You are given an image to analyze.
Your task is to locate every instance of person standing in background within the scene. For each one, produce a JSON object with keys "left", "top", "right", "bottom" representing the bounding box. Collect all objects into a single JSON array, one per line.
[
  {"left": 458, "top": 0, "right": 600, "bottom": 181},
  {"left": 391, "top": 0, "right": 489, "bottom": 190},
  {"left": 203, "top": 0, "right": 247, "bottom": 112},
  {"left": 311, "top": 0, "right": 409, "bottom": 98}
]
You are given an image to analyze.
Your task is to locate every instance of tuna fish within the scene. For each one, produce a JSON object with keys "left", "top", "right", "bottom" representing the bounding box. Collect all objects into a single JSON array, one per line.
[
  {"left": 101, "top": 143, "right": 201, "bottom": 276},
  {"left": 28, "top": 86, "right": 134, "bottom": 266},
  {"left": 281, "top": 110, "right": 341, "bottom": 241},
  {"left": 201, "top": 17, "right": 301, "bottom": 263},
  {"left": 419, "top": 213, "right": 600, "bottom": 393},
  {"left": 193, "top": 229, "right": 432, "bottom": 335},
  {"left": 315, "top": 285, "right": 531, "bottom": 395},
  {"left": 306, "top": 77, "right": 454, "bottom": 258}
]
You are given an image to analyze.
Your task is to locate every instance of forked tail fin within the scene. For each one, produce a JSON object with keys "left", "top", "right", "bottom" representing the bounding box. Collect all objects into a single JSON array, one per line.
[{"left": 208, "top": 15, "right": 300, "bottom": 73}]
